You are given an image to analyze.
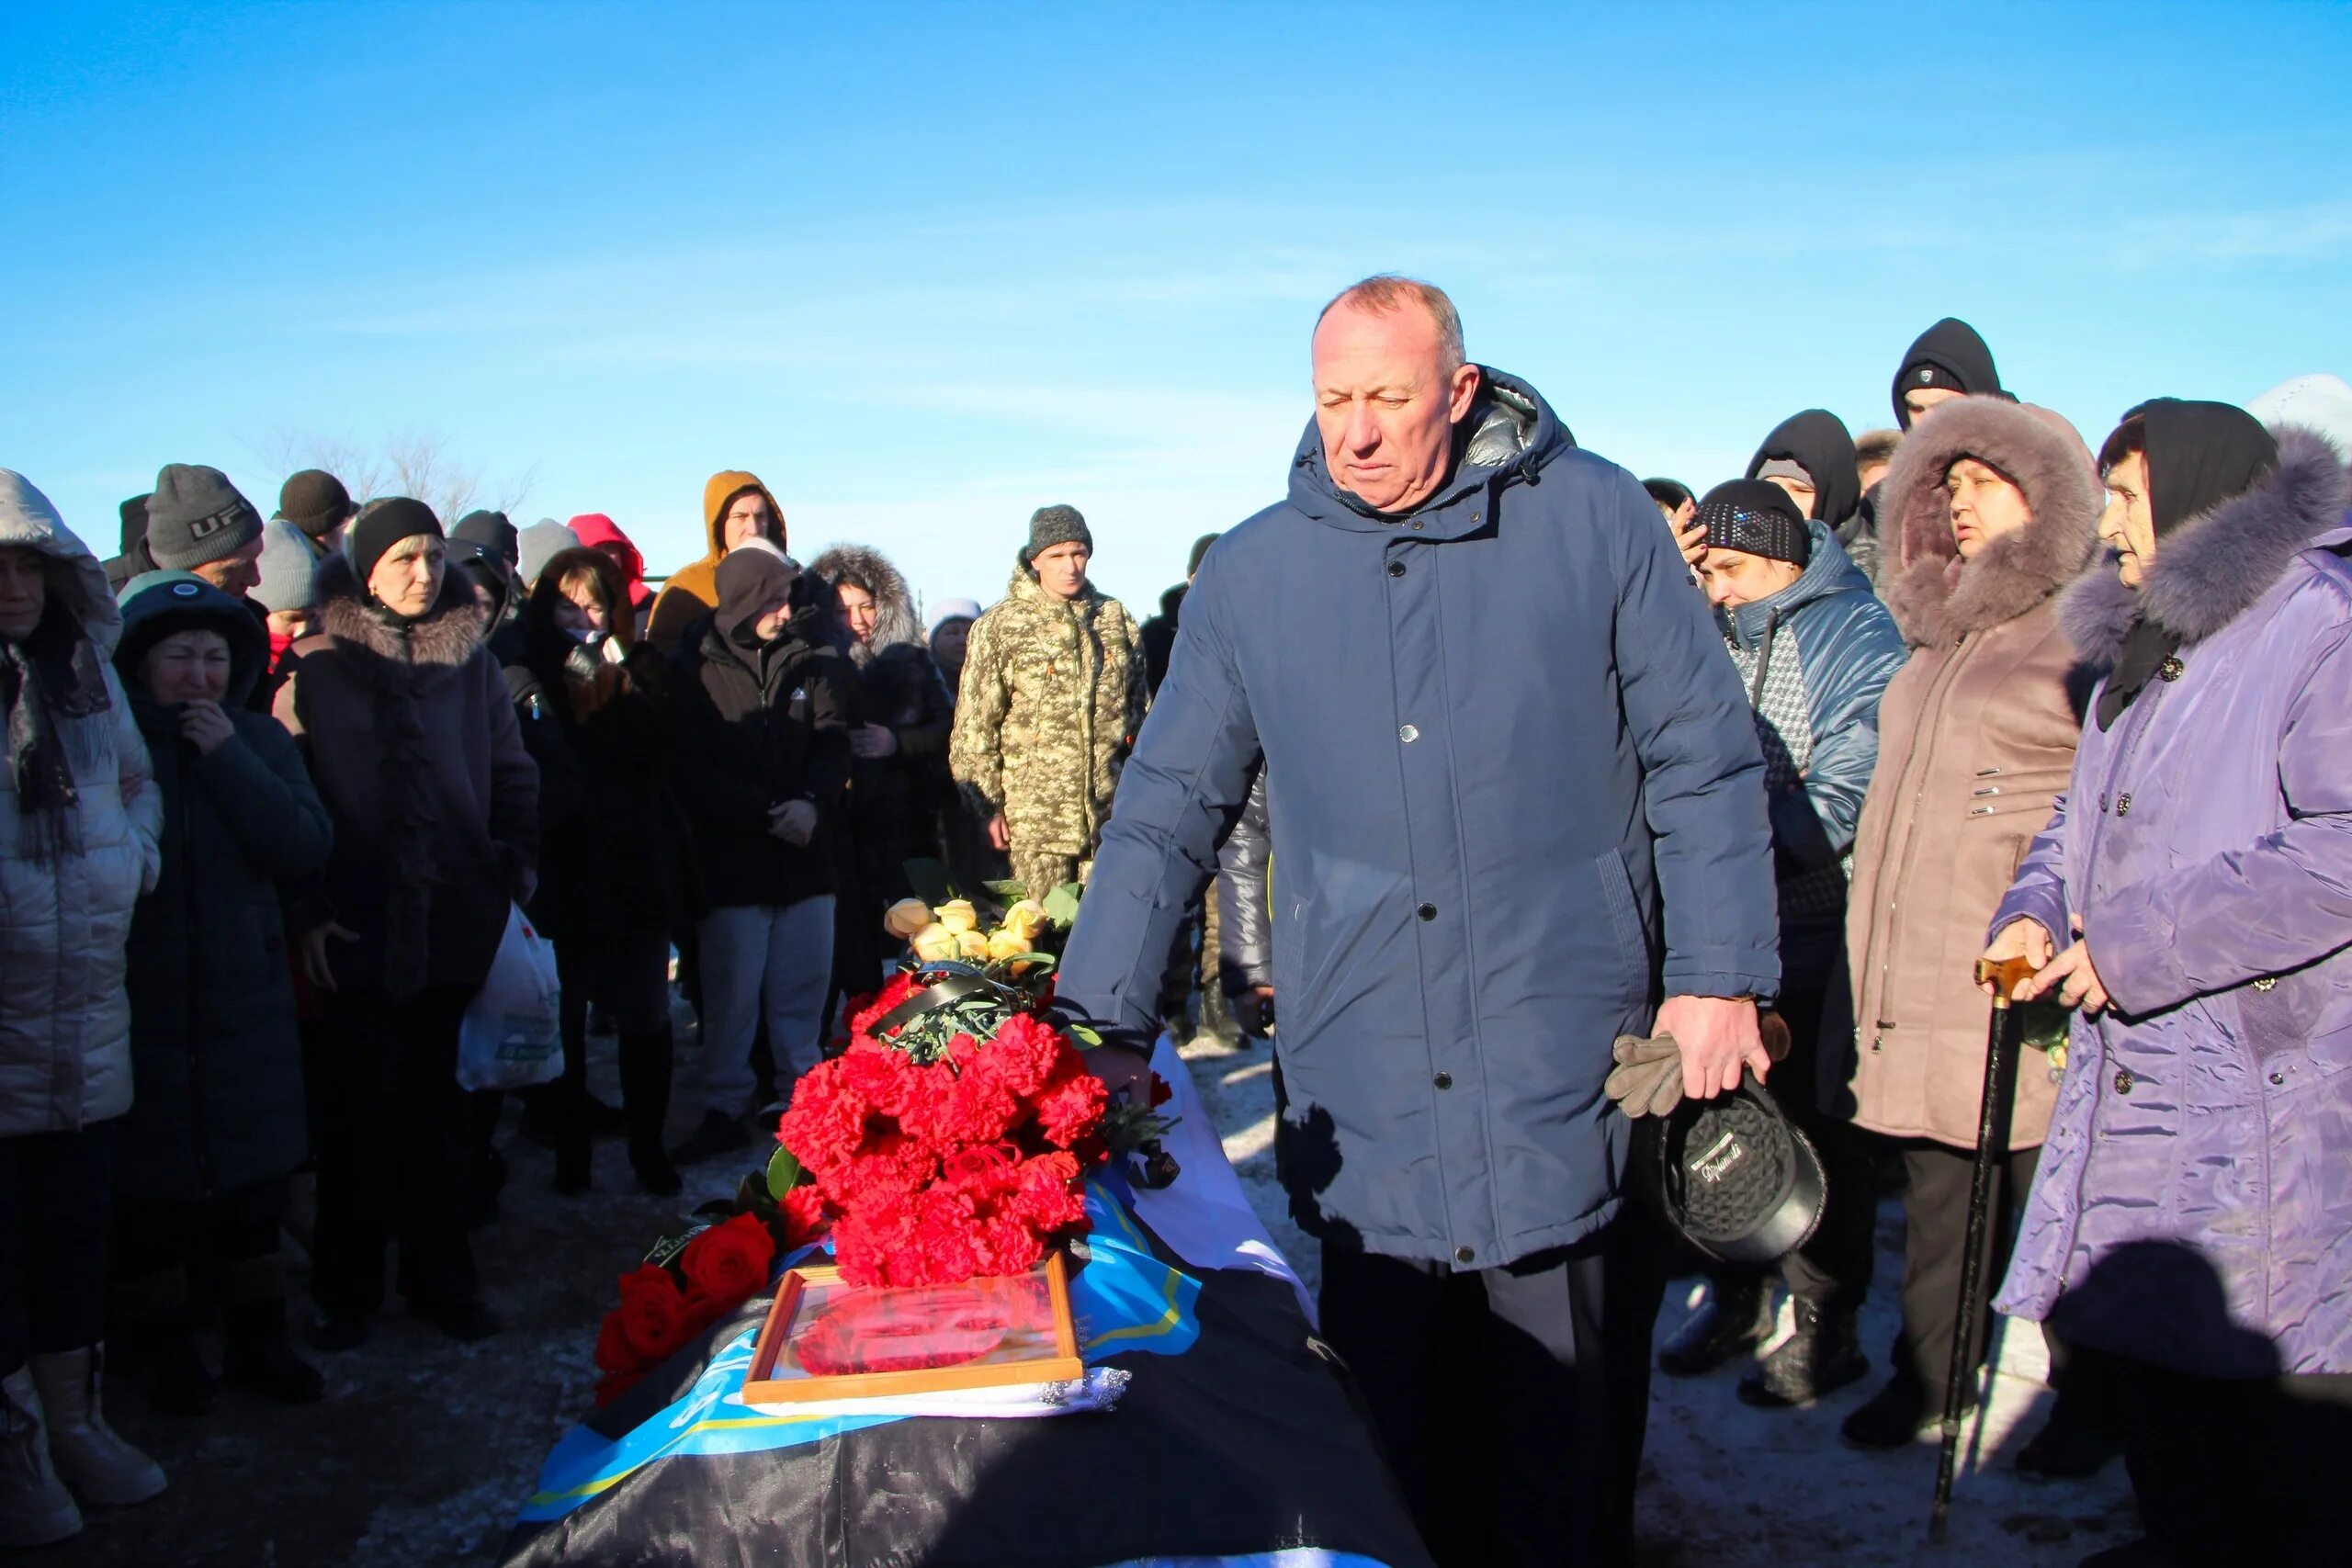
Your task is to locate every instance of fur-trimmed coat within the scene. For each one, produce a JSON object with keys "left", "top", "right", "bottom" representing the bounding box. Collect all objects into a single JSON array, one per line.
[
  {"left": 1826, "top": 397, "right": 2102, "bottom": 1148},
  {"left": 1992, "top": 427, "right": 2352, "bottom": 1376},
  {"left": 808, "top": 545, "right": 952, "bottom": 904},
  {"left": 274, "top": 555, "right": 538, "bottom": 998}
]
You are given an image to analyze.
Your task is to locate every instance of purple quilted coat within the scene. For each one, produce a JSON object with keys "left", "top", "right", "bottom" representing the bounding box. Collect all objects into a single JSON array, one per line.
[{"left": 1991, "top": 428, "right": 2352, "bottom": 1377}]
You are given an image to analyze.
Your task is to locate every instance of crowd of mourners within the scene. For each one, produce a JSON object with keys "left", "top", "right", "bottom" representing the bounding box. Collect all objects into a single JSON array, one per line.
[{"left": 3, "top": 286, "right": 2349, "bottom": 1566}]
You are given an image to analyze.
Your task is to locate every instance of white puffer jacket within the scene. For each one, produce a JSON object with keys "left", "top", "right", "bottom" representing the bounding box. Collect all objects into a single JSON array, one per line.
[{"left": 0, "top": 470, "right": 161, "bottom": 1138}]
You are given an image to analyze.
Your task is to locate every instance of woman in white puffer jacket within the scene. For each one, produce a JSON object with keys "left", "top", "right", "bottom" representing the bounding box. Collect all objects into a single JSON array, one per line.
[{"left": 0, "top": 470, "right": 166, "bottom": 1549}]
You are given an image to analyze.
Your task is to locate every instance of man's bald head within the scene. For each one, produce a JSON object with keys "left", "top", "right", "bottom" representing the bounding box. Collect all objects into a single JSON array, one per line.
[{"left": 1310, "top": 276, "right": 1481, "bottom": 514}]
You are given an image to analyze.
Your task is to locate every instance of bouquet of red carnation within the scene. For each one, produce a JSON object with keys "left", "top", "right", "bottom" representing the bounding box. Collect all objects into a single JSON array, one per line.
[
  {"left": 775, "top": 975, "right": 1121, "bottom": 1288},
  {"left": 589, "top": 1206, "right": 820, "bottom": 1407}
]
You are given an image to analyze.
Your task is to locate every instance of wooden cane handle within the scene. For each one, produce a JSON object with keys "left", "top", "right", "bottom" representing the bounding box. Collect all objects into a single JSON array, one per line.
[{"left": 1974, "top": 953, "right": 2040, "bottom": 1002}]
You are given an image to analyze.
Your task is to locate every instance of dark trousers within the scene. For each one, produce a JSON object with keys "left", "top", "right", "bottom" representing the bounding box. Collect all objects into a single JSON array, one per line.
[
  {"left": 114, "top": 1177, "right": 291, "bottom": 1336},
  {"left": 0, "top": 1122, "right": 117, "bottom": 1376},
  {"left": 550, "top": 924, "right": 675, "bottom": 1153},
  {"left": 1320, "top": 1218, "right": 1668, "bottom": 1568},
  {"left": 2113, "top": 1361, "right": 2352, "bottom": 1558},
  {"left": 311, "top": 986, "right": 478, "bottom": 1317},
  {"left": 1888, "top": 1138, "right": 2043, "bottom": 1394}
]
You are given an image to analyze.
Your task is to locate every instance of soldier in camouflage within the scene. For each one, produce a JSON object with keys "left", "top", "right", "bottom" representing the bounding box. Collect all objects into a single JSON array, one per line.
[{"left": 948, "top": 505, "right": 1148, "bottom": 902}]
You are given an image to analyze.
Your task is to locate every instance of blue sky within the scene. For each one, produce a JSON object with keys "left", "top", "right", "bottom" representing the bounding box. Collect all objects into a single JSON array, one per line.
[{"left": 5, "top": 2, "right": 2348, "bottom": 616}]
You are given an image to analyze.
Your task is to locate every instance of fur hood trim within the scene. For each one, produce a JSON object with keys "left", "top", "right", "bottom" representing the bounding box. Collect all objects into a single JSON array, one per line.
[
  {"left": 808, "top": 544, "right": 923, "bottom": 664},
  {"left": 1877, "top": 397, "right": 2102, "bottom": 649},
  {"left": 313, "top": 550, "right": 486, "bottom": 671},
  {"left": 2060, "top": 427, "right": 2352, "bottom": 664}
]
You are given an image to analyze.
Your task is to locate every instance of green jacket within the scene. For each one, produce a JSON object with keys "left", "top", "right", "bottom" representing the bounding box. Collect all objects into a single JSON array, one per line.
[{"left": 949, "top": 567, "right": 1146, "bottom": 857}]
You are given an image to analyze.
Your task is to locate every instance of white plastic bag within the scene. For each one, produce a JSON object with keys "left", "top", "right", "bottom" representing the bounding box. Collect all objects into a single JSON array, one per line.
[{"left": 457, "top": 903, "right": 563, "bottom": 1091}]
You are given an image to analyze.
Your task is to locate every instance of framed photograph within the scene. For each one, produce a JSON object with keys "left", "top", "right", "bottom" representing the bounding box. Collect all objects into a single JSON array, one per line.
[{"left": 741, "top": 1251, "right": 1082, "bottom": 1404}]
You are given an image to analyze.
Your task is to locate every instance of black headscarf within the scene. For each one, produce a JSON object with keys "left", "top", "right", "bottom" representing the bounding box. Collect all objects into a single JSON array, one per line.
[
  {"left": 2096, "top": 398, "right": 2280, "bottom": 729},
  {"left": 1746, "top": 409, "right": 1860, "bottom": 528},
  {"left": 2, "top": 596, "right": 113, "bottom": 861}
]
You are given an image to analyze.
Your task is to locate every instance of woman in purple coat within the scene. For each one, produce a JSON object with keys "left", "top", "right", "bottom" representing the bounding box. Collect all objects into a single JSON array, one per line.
[{"left": 1985, "top": 401, "right": 2352, "bottom": 1562}]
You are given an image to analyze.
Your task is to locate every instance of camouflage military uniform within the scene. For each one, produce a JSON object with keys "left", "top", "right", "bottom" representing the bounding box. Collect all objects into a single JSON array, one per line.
[{"left": 949, "top": 566, "right": 1147, "bottom": 901}]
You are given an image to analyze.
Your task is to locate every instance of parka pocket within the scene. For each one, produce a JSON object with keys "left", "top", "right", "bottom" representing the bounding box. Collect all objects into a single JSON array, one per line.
[{"left": 1596, "top": 849, "right": 1654, "bottom": 990}]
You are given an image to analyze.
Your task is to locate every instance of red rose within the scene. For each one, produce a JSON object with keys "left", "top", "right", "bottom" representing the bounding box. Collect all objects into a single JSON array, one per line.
[
  {"left": 782, "top": 1185, "right": 831, "bottom": 1247},
  {"left": 616, "top": 1264, "right": 688, "bottom": 1361},
  {"left": 593, "top": 1367, "right": 646, "bottom": 1407},
  {"left": 677, "top": 1213, "right": 777, "bottom": 1303},
  {"left": 593, "top": 1306, "right": 642, "bottom": 1374},
  {"left": 679, "top": 1288, "right": 737, "bottom": 1343}
]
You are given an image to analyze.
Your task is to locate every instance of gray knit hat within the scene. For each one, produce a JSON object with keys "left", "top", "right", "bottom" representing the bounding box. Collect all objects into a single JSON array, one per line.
[
  {"left": 1021, "top": 503, "right": 1092, "bottom": 570},
  {"left": 516, "top": 519, "right": 578, "bottom": 586},
  {"left": 145, "top": 464, "right": 264, "bottom": 572},
  {"left": 249, "top": 517, "right": 318, "bottom": 614}
]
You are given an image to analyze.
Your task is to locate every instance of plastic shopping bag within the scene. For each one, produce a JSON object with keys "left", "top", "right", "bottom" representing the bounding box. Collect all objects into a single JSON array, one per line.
[{"left": 457, "top": 903, "right": 563, "bottom": 1091}]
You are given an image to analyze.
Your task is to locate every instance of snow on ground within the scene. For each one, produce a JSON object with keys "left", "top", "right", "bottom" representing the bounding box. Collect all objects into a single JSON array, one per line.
[
  {"left": 69, "top": 1013, "right": 2138, "bottom": 1566},
  {"left": 1176, "top": 1033, "right": 2142, "bottom": 1566}
]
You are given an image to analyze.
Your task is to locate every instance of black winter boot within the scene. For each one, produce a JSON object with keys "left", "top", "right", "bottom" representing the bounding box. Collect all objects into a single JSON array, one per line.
[
  {"left": 1738, "top": 1298, "right": 1868, "bottom": 1407},
  {"left": 1657, "top": 1276, "right": 1773, "bottom": 1377},
  {"left": 622, "top": 1026, "right": 684, "bottom": 1196},
  {"left": 222, "top": 1298, "right": 324, "bottom": 1406},
  {"left": 1841, "top": 1368, "right": 1958, "bottom": 1450}
]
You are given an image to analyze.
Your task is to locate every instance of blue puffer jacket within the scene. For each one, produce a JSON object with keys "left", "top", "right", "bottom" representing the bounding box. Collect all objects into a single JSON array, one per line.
[
  {"left": 1058, "top": 370, "right": 1779, "bottom": 1267},
  {"left": 1716, "top": 523, "right": 1906, "bottom": 970}
]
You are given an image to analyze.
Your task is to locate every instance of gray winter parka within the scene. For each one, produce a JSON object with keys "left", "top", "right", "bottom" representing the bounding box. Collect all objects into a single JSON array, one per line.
[
  {"left": 1057, "top": 370, "right": 1779, "bottom": 1267},
  {"left": 114, "top": 573, "right": 332, "bottom": 1202}
]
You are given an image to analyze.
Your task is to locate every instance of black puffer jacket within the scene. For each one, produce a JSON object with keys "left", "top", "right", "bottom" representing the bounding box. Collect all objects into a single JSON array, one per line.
[
  {"left": 668, "top": 573, "right": 851, "bottom": 910},
  {"left": 116, "top": 574, "right": 333, "bottom": 1201},
  {"left": 1216, "top": 766, "right": 1271, "bottom": 998}
]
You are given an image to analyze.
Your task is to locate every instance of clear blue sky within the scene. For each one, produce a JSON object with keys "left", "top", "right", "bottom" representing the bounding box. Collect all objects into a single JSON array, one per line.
[{"left": 6, "top": 2, "right": 2347, "bottom": 616}]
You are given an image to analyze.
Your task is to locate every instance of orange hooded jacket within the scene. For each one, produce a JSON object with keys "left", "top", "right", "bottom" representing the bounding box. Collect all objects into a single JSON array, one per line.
[{"left": 645, "top": 470, "right": 787, "bottom": 650}]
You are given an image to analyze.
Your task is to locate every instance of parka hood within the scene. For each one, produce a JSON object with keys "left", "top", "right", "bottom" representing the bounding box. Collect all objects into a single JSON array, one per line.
[
  {"left": 566, "top": 513, "right": 650, "bottom": 609},
  {"left": 1876, "top": 396, "right": 2101, "bottom": 648},
  {"left": 115, "top": 570, "right": 269, "bottom": 709},
  {"left": 808, "top": 544, "right": 924, "bottom": 664},
  {"left": 1892, "top": 317, "right": 2007, "bottom": 429},
  {"left": 1747, "top": 409, "right": 1860, "bottom": 527},
  {"left": 2061, "top": 426, "right": 2352, "bottom": 665},
  {"left": 698, "top": 471, "right": 787, "bottom": 562},
  {"left": 1285, "top": 367, "right": 1576, "bottom": 535},
  {"left": 0, "top": 469, "right": 121, "bottom": 655}
]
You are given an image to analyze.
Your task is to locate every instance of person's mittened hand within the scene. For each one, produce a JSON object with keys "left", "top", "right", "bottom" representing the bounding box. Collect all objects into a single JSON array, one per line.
[
  {"left": 1654, "top": 994, "right": 1770, "bottom": 1100},
  {"left": 179, "top": 699, "right": 236, "bottom": 757},
  {"left": 1606, "top": 1033, "right": 1683, "bottom": 1118}
]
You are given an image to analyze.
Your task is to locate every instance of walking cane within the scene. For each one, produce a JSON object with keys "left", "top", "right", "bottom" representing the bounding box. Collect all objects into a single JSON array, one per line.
[{"left": 1927, "top": 953, "right": 2037, "bottom": 1544}]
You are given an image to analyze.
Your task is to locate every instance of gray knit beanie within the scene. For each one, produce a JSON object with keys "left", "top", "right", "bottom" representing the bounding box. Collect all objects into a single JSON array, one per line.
[
  {"left": 145, "top": 464, "right": 264, "bottom": 572},
  {"left": 516, "top": 519, "right": 578, "bottom": 586},
  {"left": 249, "top": 517, "right": 318, "bottom": 614},
  {"left": 1022, "top": 503, "right": 1092, "bottom": 570}
]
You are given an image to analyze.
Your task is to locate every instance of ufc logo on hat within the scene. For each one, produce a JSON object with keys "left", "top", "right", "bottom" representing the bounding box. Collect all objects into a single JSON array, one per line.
[{"left": 188, "top": 505, "right": 241, "bottom": 541}]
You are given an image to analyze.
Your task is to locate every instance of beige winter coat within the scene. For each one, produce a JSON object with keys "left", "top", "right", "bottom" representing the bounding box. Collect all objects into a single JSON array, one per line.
[{"left": 1826, "top": 399, "right": 2103, "bottom": 1150}]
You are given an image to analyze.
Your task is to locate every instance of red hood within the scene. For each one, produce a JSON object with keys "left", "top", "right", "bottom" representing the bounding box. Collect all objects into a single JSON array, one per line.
[{"left": 567, "top": 513, "right": 651, "bottom": 606}]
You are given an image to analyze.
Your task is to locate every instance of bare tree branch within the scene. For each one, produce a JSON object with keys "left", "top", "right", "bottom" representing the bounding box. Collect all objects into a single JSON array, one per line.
[{"left": 240, "top": 425, "right": 534, "bottom": 524}]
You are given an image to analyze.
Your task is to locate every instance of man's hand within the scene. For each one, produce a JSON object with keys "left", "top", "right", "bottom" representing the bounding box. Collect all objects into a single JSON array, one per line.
[
  {"left": 1235, "top": 986, "right": 1275, "bottom": 1038},
  {"left": 987, "top": 812, "right": 1010, "bottom": 852},
  {"left": 1653, "top": 994, "right": 1770, "bottom": 1100},
  {"left": 849, "top": 723, "right": 899, "bottom": 761},
  {"left": 2013, "top": 940, "right": 2110, "bottom": 1014},
  {"left": 179, "top": 699, "right": 236, "bottom": 757},
  {"left": 768, "top": 799, "right": 818, "bottom": 845},
  {"left": 1082, "top": 1043, "right": 1154, "bottom": 1103},
  {"left": 300, "top": 921, "right": 359, "bottom": 991},
  {"left": 1980, "top": 918, "right": 2054, "bottom": 994}
]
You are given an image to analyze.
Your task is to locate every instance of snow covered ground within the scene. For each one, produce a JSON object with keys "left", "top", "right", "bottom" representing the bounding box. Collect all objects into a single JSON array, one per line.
[
  {"left": 73, "top": 1018, "right": 2139, "bottom": 1566},
  {"left": 1177, "top": 1034, "right": 2142, "bottom": 1566}
]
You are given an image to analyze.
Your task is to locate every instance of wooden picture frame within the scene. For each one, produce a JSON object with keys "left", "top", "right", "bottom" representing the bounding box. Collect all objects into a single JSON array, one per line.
[{"left": 741, "top": 1251, "right": 1083, "bottom": 1404}]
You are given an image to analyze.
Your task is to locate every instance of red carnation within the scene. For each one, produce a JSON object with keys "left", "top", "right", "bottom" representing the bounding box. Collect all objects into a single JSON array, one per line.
[
  {"left": 616, "top": 1264, "right": 689, "bottom": 1362},
  {"left": 782, "top": 1185, "right": 831, "bottom": 1247},
  {"left": 816, "top": 1129, "right": 937, "bottom": 1208},
  {"left": 847, "top": 972, "right": 922, "bottom": 1042},
  {"left": 1032, "top": 1058, "right": 1108, "bottom": 1152},
  {"left": 776, "top": 1059, "right": 875, "bottom": 1173},
  {"left": 677, "top": 1213, "right": 776, "bottom": 1303}
]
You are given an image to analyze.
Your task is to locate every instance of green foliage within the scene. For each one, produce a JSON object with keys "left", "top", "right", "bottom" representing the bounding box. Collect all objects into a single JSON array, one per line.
[
  {"left": 766, "top": 1144, "right": 804, "bottom": 1200},
  {"left": 903, "top": 858, "right": 962, "bottom": 908},
  {"left": 1043, "top": 881, "right": 1084, "bottom": 931}
]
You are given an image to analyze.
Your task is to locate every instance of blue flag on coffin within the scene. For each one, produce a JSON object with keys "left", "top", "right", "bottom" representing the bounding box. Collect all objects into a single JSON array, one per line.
[{"left": 499, "top": 1041, "right": 1431, "bottom": 1568}]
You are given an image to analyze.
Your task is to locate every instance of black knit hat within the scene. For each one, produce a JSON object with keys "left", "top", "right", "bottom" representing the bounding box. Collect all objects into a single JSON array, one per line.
[
  {"left": 714, "top": 542, "right": 799, "bottom": 642},
  {"left": 119, "top": 493, "right": 153, "bottom": 555},
  {"left": 345, "top": 496, "right": 444, "bottom": 587},
  {"left": 1696, "top": 480, "right": 1810, "bottom": 567},
  {"left": 277, "top": 468, "right": 356, "bottom": 540},
  {"left": 1021, "top": 503, "right": 1092, "bottom": 570},
  {"left": 1186, "top": 532, "right": 1222, "bottom": 576},
  {"left": 145, "top": 464, "right": 265, "bottom": 572},
  {"left": 452, "top": 510, "right": 520, "bottom": 569}
]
